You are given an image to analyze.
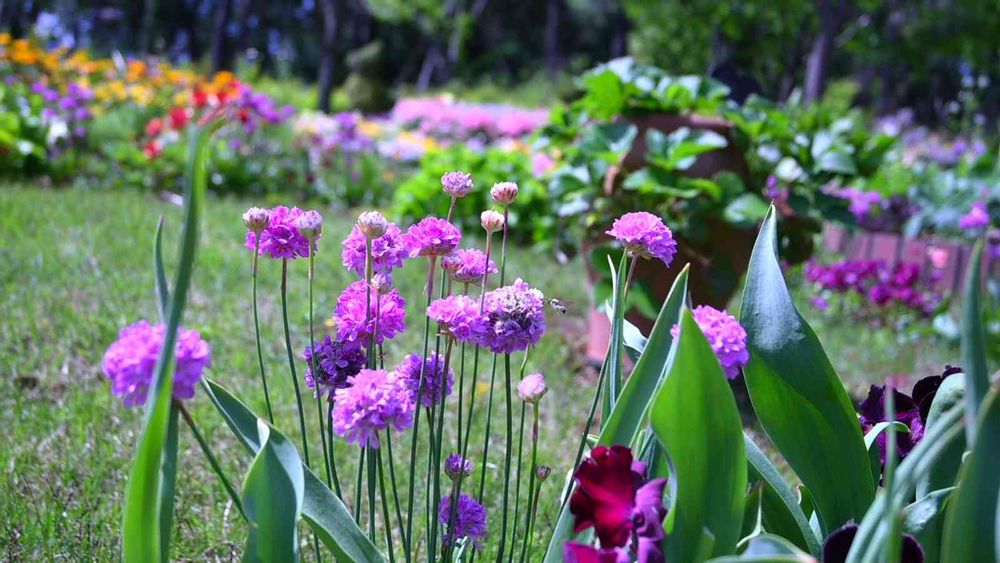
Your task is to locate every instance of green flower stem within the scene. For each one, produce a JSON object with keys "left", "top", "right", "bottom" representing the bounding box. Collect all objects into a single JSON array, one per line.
[
  {"left": 367, "top": 446, "right": 377, "bottom": 541},
  {"left": 308, "top": 251, "right": 334, "bottom": 489},
  {"left": 327, "top": 402, "right": 343, "bottom": 498},
  {"left": 354, "top": 448, "right": 365, "bottom": 523},
  {"left": 249, "top": 239, "right": 273, "bottom": 423},
  {"left": 518, "top": 405, "right": 540, "bottom": 563},
  {"left": 428, "top": 338, "right": 454, "bottom": 562},
  {"left": 522, "top": 477, "right": 544, "bottom": 563},
  {"left": 376, "top": 447, "right": 397, "bottom": 563},
  {"left": 495, "top": 353, "right": 515, "bottom": 562},
  {"left": 506, "top": 402, "right": 526, "bottom": 563},
  {"left": 456, "top": 342, "right": 467, "bottom": 453},
  {"left": 560, "top": 359, "right": 607, "bottom": 507},
  {"left": 476, "top": 355, "right": 498, "bottom": 503},
  {"left": 176, "top": 402, "right": 244, "bottom": 520},
  {"left": 384, "top": 430, "right": 407, "bottom": 553},
  {"left": 280, "top": 259, "right": 311, "bottom": 468}
]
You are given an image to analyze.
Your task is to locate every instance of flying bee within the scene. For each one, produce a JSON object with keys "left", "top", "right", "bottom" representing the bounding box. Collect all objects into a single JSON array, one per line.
[{"left": 548, "top": 298, "right": 569, "bottom": 315}]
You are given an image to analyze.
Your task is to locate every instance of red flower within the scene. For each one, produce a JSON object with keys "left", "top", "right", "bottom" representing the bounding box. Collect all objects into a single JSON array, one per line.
[
  {"left": 143, "top": 140, "right": 162, "bottom": 159},
  {"left": 192, "top": 88, "right": 209, "bottom": 109},
  {"left": 570, "top": 445, "right": 667, "bottom": 551},
  {"left": 563, "top": 542, "right": 630, "bottom": 563},
  {"left": 144, "top": 118, "right": 163, "bottom": 137},
  {"left": 168, "top": 107, "right": 190, "bottom": 130}
]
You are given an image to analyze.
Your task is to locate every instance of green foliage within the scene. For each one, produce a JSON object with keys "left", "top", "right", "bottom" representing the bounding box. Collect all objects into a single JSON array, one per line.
[{"left": 241, "top": 420, "right": 305, "bottom": 563}]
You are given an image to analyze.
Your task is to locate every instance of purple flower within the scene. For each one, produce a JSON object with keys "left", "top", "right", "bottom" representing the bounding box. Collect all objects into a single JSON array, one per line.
[
  {"left": 438, "top": 493, "right": 488, "bottom": 550},
  {"left": 480, "top": 279, "right": 547, "bottom": 354},
  {"left": 403, "top": 217, "right": 462, "bottom": 258},
  {"left": 341, "top": 223, "right": 406, "bottom": 277},
  {"left": 331, "top": 369, "right": 415, "bottom": 448},
  {"left": 395, "top": 352, "right": 453, "bottom": 408},
  {"left": 442, "top": 248, "right": 497, "bottom": 286},
  {"left": 671, "top": 306, "right": 748, "bottom": 379},
  {"left": 427, "top": 295, "right": 490, "bottom": 344},
  {"left": 441, "top": 171, "right": 474, "bottom": 198},
  {"left": 958, "top": 201, "right": 990, "bottom": 230},
  {"left": 563, "top": 542, "right": 631, "bottom": 563},
  {"left": 859, "top": 385, "right": 924, "bottom": 464},
  {"left": 245, "top": 206, "right": 311, "bottom": 259},
  {"left": 303, "top": 336, "right": 366, "bottom": 399},
  {"left": 102, "top": 320, "right": 211, "bottom": 407},
  {"left": 822, "top": 523, "right": 924, "bottom": 563},
  {"left": 606, "top": 212, "right": 677, "bottom": 268},
  {"left": 833, "top": 187, "right": 885, "bottom": 221},
  {"left": 333, "top": 279, "right": 407, "bottom": 349},
  {"left": 444, "top": 453, "right": 473, "bottom": 481}
]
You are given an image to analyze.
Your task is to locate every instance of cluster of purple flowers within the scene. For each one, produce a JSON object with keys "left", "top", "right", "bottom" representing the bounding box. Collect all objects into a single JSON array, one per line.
[
  {"left": 31, "top": 81, "right": 94, "bottom": 140},
  {"left": 244, "top": 205, "right": 316, "bottom": 259},
  {"left": 231, "top": 83, "right": 296, "bottom": 134},
  {"left": 442, "top": 248, "right": 497, "bottom": 286},
  {"left": 671, "top": 305, "right": 749, "bottom": 380},
  {"left": 332, "top": 279, "right": 408, "bottom": 349},
  {"left": 302, "top": 335, "right": 366, "bottom": 400},
  {"left": 958, "top": 201, "right": 991, "bottom": 231},
  {"left": 403, "top": 217, "right": 462, "bottom": 258},
  {"left": 330, "top": 369, "right": 415, "bottom": 448},
  {"left": 395, "top": 352, "right": 453, "bottom": 408},
  {"left": 392, "top": 97, "right": 548, "bottom": 141},
  {"left": 827, "top": 186, "right": 886, "bottom": 221},
  {"left": 805, "top": 259, "right": 940, "bottom": 316},
  {"left": 102, "top": 320, "right": 211, "bottom": 407},
  {"left": 438, "top": 493, "right": 489, "bottom": 549},
  {"left": 426, "top": 279, "right": 547, "bottom": 354},
  {"left": 341, "top": 222, "right": 406, "bottom": 277},
  {"left": 606, "top": 212, "right": 677, "bottom": 268}
]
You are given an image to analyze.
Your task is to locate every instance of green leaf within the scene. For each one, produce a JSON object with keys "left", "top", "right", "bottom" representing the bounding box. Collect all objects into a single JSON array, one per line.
[
  {"left": 902, "top": 487, "right": 956, "bottom": 563},
  {"left": 960, "top": 241, "right": 988, "bottom": 442},
  {"left": 709, "top": 534, "right": 814, "bottom": 562},
  {"left": 942, "top": 391, "right": 1000, "bottom": 561},
  {"left": 621, "top": 317, "right": 648, "bottom": 362},
  {"left": 745, "top": 434, "right": 820, "bottom": 555},
  {"left": 652, "top": 309, "right": 747, "bottom": 561},
  {"left": 864, "top": 421, "right": 910, "bottom": 484},
  {"left": 646, "top": 127, "right": 728, "bottom": 172},
  {"left": 739, "top": 206, "right": 875, "bottom": 535},
  {"left": 916, "top": 374, "right": 965, "bottom": 498},
  {"left": 122, "top": 114, "right": 224, "bottom": 563},
  {"left": 815, "top": 150, "right": 857, "bottom": 175},
  {"left": 153, "top": 216, "right": 170, "bottom": 323},
  {"left": 242, "top": 419, "right": 305, "bottom": 563},
  {"left": 157, "top": 407, "right": 180, "bottom": 563},
  {"left": 603, "top": 252, "right": 629, "bottom": 418},
  {"left": 201, "top": 379, "right": 384, "bottom": 562},
  {"left": 724, "top": 194, "right": 770, "bottom": 228}
]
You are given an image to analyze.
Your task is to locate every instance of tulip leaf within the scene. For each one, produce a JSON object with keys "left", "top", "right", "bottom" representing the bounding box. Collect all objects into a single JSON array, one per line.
[
  {"left": 916, "top": 374, "right": 965, "bottom": 498},
  {"left": 153, "top": 216, "right": 169, "bottom": 322},
  {"left": 242, "top": 419, "right": 304, "bottom": 563},
  {"left": 740, "top": 206, "right": 874, "bottom": 535},
  {"left": 942, "top": 391, "right": 1000, "bottom": 562},
  {"left": 902, "top": 487, "right": 956, "bottom": 563},
  {"left": 960, "top": 240, "right": 988, "bottom": 443},
  {"left": 201, "top": 378, "right": 384, "bottom": 562},
  {"left": 745, "top": 434, "right": 820, "bottom": 555},
  {"left": 603, "top": 252, "right": 629, "bottom": 419},
  {"left": 652, "top": 308, "right": 747, "bottom": 561},
  {"left": 709, "top": 534, "right": 814, "bottom": 562},
  {"left": 157, "top": 407, "right": 179, "bottom": 563}
]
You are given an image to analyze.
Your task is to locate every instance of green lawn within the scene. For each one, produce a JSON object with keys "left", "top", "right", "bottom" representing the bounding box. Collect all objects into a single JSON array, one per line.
[{"left": 0, "top": 185, "right": 960, "bottom": 560}]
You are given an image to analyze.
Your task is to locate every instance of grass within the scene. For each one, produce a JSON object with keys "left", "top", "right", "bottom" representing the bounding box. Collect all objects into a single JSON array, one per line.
[{"left": 0, "top": 184, "right": 965, "bottom": 560}]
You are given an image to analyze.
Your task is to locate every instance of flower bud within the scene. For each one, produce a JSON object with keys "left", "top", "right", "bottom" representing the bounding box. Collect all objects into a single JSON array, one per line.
[
  {"left": 535, "top": 465, "right": 552, "bottom": 482},
  {"left": 242, "top": 206, "right": 270, "bottom": 234},
  {"left": 441, "top": 171, "right": 474, "bottom": 198},
  {"left": 481, "top": 210, "right": 505, "bottom": 234},
  {"left": 444, "top": 453, "right": 473, "bottom": 482},
  {"left": 490, "top": 181, "right": 518, "bottom": 205},
  {"left": 371, "top": 272, "right": 394, "bottom": 294},
  {"left": 517, "top": 373, "right": 547, "bottom": 403},
  {"left": 356, "top": 211, "right": 388, "bottom": 239},
  {"left": 296, "top": 210, "right": 324, "bottom": 240},
  {"left": 441, "top": 251, "right": 462, "bottom": 274}
]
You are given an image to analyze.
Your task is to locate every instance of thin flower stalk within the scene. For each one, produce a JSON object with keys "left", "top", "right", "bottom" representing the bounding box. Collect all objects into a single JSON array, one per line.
[
  {"left": 177, "top": 401, "right": 245, "bottom": 520},
  {"left": 518, "top": 405, "right": 541, "bottom": 563},
  {"left": 280, "top": 259, "right": 311, "bottom": 468},
  {"left": 249, "top": 237, "right": 274, "bottom": 423},
  {"left": 307, "top": 247, "right": 334, "bottom": 488}
]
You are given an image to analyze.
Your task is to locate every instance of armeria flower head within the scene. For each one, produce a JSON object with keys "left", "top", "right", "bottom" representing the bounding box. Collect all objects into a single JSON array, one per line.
[
  {"left": 444, "top": 453, "right": 473, "bottom": 482},
  {"left": 102, "top": 320, "right": 211, "bottom": 407},
  {"left": 481, "top": 210, "right": 505, "bottom": 233},
  {"left": 331, "top": 369, "right": 415, "bottom": 448},
  {"left": 480, "top": 279, "right": 547, "bottom": 354},
  {"left": 242, "top": 206, "right": 270, "bottom": 234},
  {"left": 395, "top": 352, "right": 453, "bottom": 408},
  {"left": 517, "top": 373, "right": 547, "bottom": 403},
  {"left": 490, "top": 181, "right": 518, "bottom": 205},
  {"left": 569, "top": 445, "right": 667, "bottom": 555},
  {"left": 606, "top": 212, "right": 677, "bottom": 268},
  {"left": 427, "top": 295, "right": 490, "bottom": 344},
  {"left": 443, "top": 248, "right": 497, "bottom": 286},
  {"left": 671, "top": 305, "right": 749, "bottom": 379},
  {"left": 441, "top": 171, "right": 474, "bottom": 198},
  {"left": 403, "top": 217, "right": 462, "bottom": 258},
  {"left": 958, "top": 201, "right": 990, "bottom": 230},
  {"left": 356, "top": 210, "right": 389, "bottom": 238},
  {"left": 302, "top": 335, "right": 366, "bottom": 399},
  {"left": 333, "top": 279, "right": 407, "bottom": 350},
  {"left": 342, "top": 222, "right": 405, "bottom": 277},
  {"left": 296, "top": 210, "right": 324, "bottom": 241},
  {"left": 439, "top": 493, "right": 489, "bottom": 550},
  {"left": 245, "top": 206, "right": 311, "bottom": 259}
]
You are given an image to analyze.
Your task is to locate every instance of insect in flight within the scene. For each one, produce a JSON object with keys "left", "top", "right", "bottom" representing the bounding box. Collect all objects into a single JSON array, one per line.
[{"left": 548, "top": 298, "right": 569, "bottom": 314}]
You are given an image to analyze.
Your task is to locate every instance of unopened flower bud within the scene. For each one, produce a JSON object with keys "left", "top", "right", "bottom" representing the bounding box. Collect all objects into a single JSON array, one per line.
[
  {"left": 481, "top": 210, "right": 505, "bottom": 234},
  {"left": 441, "top": 171, "right": 474, "bottom": 198},
  {"left": 535, "top": 465, "right": 552, "bottom": 482},
  {"left": 371, "top": 272, "right": 393, "bottom": 294},
  {"left": 490, "top": 181, "right": 518, "bottom": 205},
  {"left": 444, "top": 453, "right": 473, "bottom": 482},
  {"left": 441, "top": 252, "right": 462, "bottom": 274},
  {"left": 517, "top": 373, "right": 547, "bottom": 403},
  {"left": 242, "top": 206, "right": 270, "bottom": 234},
  {"left": 296, "top": 210, "right": 324, "bottom": 240},
  {"left": 357, "top": 211, "right": 388, "bottom": 239}
]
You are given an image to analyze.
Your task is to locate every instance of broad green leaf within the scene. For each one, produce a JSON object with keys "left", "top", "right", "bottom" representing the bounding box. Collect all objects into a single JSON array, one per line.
[
  {"left": 740, "top": 206, "right": 874, "bottom": 535},
  {"left": 122, "top": 115, "right": 224, "bottom": 563},
  {"left": 621, "top": 317, "right": 648, "bottom": 362},
  {"left": 960, "top": 241, "right": 988, "bottom": 442},
  {"left": 814, "top": 150, "right": 857, "bottom": 175},
  {"left": 902, "top": 487, "right": 956, "bottom": 563},
  {"left": 153, "top": 216, "right": 169, "bottom": 322},
  {"left": 652, "top": 309, "right": 747, "bottom": 561},
  {"left": 201, "top": 379, "right": 384, "bottom": 562},
  {"left": 745, "top": 434, "right": 820, "bottom": 555},
  {"left": 724, "top": 194, "right": 770, "bottom": 228},
  {"left": 916, "top": 374, "right": 965, "bottom": 498},
  {"left": 709, "top": 534, "right": 814, "bottom": 562},
  {"left": 942, "top": 391, "right": 1000, "bottom": 561},
  {"left": 242, "top": 419, "right": 305, "bottom": 563},
  {"left": 864, "top": 421, "right": 910, "bottom": 484}
]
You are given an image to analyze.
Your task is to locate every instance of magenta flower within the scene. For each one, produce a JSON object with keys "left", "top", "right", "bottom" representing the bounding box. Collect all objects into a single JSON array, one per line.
[
  {"left": 331, "top": 369, "right": 415, "bottom": 448},
  {"left": 958, "top": 201, "right": 990, "bottom": 230},
  {"left": 444, "top": 453, "right": 473, "bottom": 481},
  {"left": 442, "top": 248, "right": 497, "bottom": 286},
  {"left": 480, "top": 279, "right": 547, "bottom": 354},
  {"left": 563, "top": 542, "right": 631, "bottom": 563},
  {"left": 302, "top": 336, "right": 366, "bottom": 399},
  {"left": 439, "top": 493, "right": 489, "bottom": 550},
  {"left": 395, "top": 352, "right": 453, "bottom": 408},
  {"left": 671, "top": 305, "right": 748, "bottom": 379},
  {"left": 245, "top": 206, "right": 311, "bottom": 259},
  {"left": 606, "top": 212, "right": 677, "bottom": 268},
  {"left": 403, "top": 217, "right": 462, "bottom": 258},
  {"left": 102, "top": 320, "right": 211, "bottom": 407},
  {"left": 341, "top": 223, "right": 406, "bottom": 277},
  {"left": 427, "top": 295, "right": 490, "bottom": 344},
  {"left": 332, "top": 279, "right": 407, "bottom": 349}
]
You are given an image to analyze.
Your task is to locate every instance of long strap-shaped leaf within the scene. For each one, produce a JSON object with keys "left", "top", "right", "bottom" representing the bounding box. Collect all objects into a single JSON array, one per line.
[
  {"left": 122, "top": 117, "right": 224, "bottom": 563},
  {"left": 960, "top": 240, "right": 988, "bottom": 443},
  {"left": 242, "top": 419, "right": 305, "bottom": 563},
  {"left": 201, "top": 378, "right": 384, "bottom": 562},
  {"left": 739, "top": 206, "right": 874, "bottom": 535}
]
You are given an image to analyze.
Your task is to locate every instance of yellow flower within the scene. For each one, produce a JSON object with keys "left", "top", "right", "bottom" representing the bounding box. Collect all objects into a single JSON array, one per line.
[{"left": 0, "top": 33, "right": 11, "bottom": 46}]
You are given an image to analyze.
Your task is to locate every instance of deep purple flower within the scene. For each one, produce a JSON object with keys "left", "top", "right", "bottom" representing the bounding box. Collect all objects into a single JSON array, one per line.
[
  {"left": 332, "top": 279, "right": 407, "bottom": 349},
  {"left": 859, "top": 385, "right": 924, "bottom": 464},
  {"left": 331, "top": 369, "right": 414, "bottom": 448},
  {"left": 671, "top": 306, "right": 749, "bottom": 379},
  {"left": 395, "top": 352, "right": 453, "bottom": 408},
  {"left": 442, "top": 248, "right": 497, "bottom": 286},
  {"left": 563, "top": 542, "right": 631, "bottom": 563},
  {"left": 302, "top": 336, "right": 366, "bottom": 398},
  {"left": 480, "top": 279, "right": 546, "bottom": 354},
  {"left": 403, "top": 217, "right": 462, "bottom": 258},
  {"left": 958, "top": 201, "right": 990, "bottom": 230},
  {"left": 441, "top": 171, "right": 474, "bottom": 198},
  {"left": 606, "top": 212, "right": 677, "bottom": 268},
  {"left": 102, "top": 320, "right": 211, "bottom": 407},
  {"left": 822, "top": 523, "right": 924, "bottom": 563},
  {"left": 911, "top": 365, "right": 961, "bottom": 422},
  {"left": 438, "top": 493, "right": 488, "bottom": 550},
  {"left": 444, "top": 453, "right": 473, "bottom": 481},
  {"left": 245, "top": 206, "right": 311, "bottom": 259},
  {"left": 341, "top": 223, "right": 406, "bottom": 277},
  {"left": 427, "top": 295, "right": 489, "bottom": 344}
]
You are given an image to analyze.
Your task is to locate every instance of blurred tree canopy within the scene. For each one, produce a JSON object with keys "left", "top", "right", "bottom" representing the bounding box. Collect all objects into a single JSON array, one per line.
[{"left": 1, "top": 0, "right": 995, "bottom": 126}]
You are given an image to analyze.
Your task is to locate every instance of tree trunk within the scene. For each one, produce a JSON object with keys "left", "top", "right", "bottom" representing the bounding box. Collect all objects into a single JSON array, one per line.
[
  {"left": 210, "top": 0, "right": 234, "bottom": 72},
  {"left": 316, "top": 0, "right": 338, "bottom": 113},
  {"left": 609, "top": 3, "right": 629, "bottom": 58},
  {"left": 543, "top": 0, "right": 562, "bottom": 75},
  {"left": 804, "top": 0, "right": 845, "bottom": 104},
  {"left": 140, "top": 0, "right": 158, "bottom": 53}
]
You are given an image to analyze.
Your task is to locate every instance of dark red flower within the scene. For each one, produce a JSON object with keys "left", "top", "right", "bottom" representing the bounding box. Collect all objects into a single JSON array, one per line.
[
  {"left": 168, "top": 107, "right": 189, "bottom": 130},
  {"left": 569, "top": 445, "right": 667, "bottom": 552},
  {"left": 823, "top": 523, "right": 924, "bottom": 563},
  {"left": 859, "top": 385, "right": 924, "bottom": 464},
  {"left": 563, "top": 542, "right": 629, "bottom": 563},
  {"left": 144, "top": 117, "right": 163, "bottom": 137},
  {"left": 911, "top": 365, "right": 961, "bottom": 422},
  {"left": 192, "top": 88, "right": 209, "bottom": 108}
]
